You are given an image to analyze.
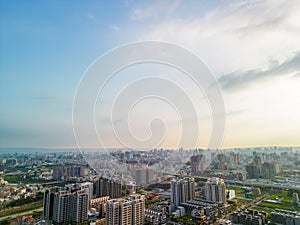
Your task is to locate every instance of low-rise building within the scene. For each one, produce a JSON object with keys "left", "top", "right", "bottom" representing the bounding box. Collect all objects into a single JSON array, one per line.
[
  {"left": 10, "top": 214, "right": 35, "bottom": 225},
  {"left": 145, "top": 209, "right": 166, "bottom": 224},
  {"left": 219, "top": 219, "right": 232, "bottom": 225},
  {"left": 271, "top": 209, "right": 300, "bottom": 225},
  {"left": 226, "top": 190, "right": 236, "bottom": 200},
  {"left": 230, "top": 209, "right": 267, "bottom": 225}
]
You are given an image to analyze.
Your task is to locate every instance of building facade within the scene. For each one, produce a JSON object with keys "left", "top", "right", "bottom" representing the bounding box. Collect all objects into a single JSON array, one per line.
[
  {"left": 96, "top": 177, "right": 122, "bottom": 199},
  {"left": 135, "top": 168, "right": 154, "bottom": 187},
  {"left": 171, "top": 177, "right": 195, "bottom": 207},
  {"left": 43, "top": 185, "right": 89, "bottom": 223},
  {"left": 106, "top": 195, "right": 145, "bottom": 225},
  {"left": 205, "top": 177, "right": 226, "bottom": 203}
]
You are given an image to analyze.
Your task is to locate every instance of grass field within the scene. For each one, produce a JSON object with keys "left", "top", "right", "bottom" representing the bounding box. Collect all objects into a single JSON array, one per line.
[
  {"left": 258, "top": 201, "right": 300, "bottom": 211},
  {"left": 0, "top": 203, "right": 42, "bottom": 217},
  {"left": 268, "top": 192, "right": 292, "bottom": 203},
  {"left": 227, "top": 186, "right": 249, "bottom": 198}
]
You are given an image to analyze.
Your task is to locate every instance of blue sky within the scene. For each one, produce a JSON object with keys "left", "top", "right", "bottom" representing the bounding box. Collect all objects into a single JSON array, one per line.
[
  {"left": 0, "top": 0, "right": 129, "bottom": 147},
  {"left": 1, "top": 0, "right": 300, "bottom": 149}
]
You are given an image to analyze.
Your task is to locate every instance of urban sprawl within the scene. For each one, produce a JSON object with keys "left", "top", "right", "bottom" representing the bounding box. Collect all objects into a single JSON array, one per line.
[{"left": 0, "top": 147, "right": 300, "bottom": 225}]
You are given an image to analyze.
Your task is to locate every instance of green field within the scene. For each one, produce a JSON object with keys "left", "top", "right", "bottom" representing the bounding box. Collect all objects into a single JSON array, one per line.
[
  {"left": 268, "top": 190, "right": 296, "bottom": 204},
  {"left": 3, "top": 175, "right": 22, "bottom": 183},
  {"left": 258, "top": 201, "right": 300, "bottom": 211},
  {"left": 256, "top": 188, "right": 300, "bottom": 211},
  {"left": 0, "top": 203, "right": 42, "bottom": 217},
  {"left": 227, "top": 186, "right": 249, "bottom": 198}
]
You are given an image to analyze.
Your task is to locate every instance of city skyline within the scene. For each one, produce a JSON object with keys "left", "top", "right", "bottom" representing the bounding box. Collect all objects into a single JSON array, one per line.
[
  {"left": 1, "top": 145, "right": 300, "bottom": 224},
  {"left": 1, "top": 0, "right": 300, "bottom": 149}
]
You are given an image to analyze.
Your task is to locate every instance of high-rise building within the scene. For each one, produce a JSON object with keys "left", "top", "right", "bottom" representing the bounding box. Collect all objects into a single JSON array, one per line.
[
  {"left": 135, "top": 168, "right": 154, "bottom": 187},
  {"left": 119, "top": 199, "right": 132, "bottom": 225},
  {"left": 0, "top": 164, "right": 4, "bottom": 172},
  {"left": 261, "top": 162, "right": 281, "bottom": 179},
  {"left": 43, "top": 185, "right": 89, "bottom": 223},
  {"left": 135, "top": 169, "right": 146, "bottom": 187},
  {"left": 106, "top": 195, "right": 145, "bottom": 225},
  {"left": 261, "top": 162, "right": 271, "bottom": 179},
  {"left": 43, "top": 187, "right": 60, "bottom": 220},
  {"left": 233, "top": 153, "right": 240, "bottom": 164},
  {"left": 217, "top": 154, "right": 227, "bottom": 170},
  {"left": 52, "top": 190, "right": 72, "bottom": 223},
  {"left": 126, "top": 181, "right": 136, "bottom": 195},
  {"left": 253, "top": 156, "right": 262, "bottom": 166},
  {"left": 66, "top": 182, "right": 93, "bottom": 200},
  {"left": 146, "top": 168, "right": 154, "bottom": 185},
  {"left": 292, "top": 193, "right": 299, "bottom": 203},
  {"left": 106, "top": 199, "right": 120, "bottom": 225},
  {"left": 246, "top": 164, "right": 261, "bottom": 179},
  {"left": 79, "top": 182, "right": 94, "bottom": 200},
  {"left": 171, "top": 177, "right": 195, "bottom": 207},
  {"left": 190, "top": 155, "right": 205, "bottom": 175},
  {"left": 90, "top": 196, "right": 110, "bottom": 218},
  {"left": 52, "top": 167, "right": 64, "bottom": 180},
  {"left": 95, "top": 177, "right": 122, "bottom": 199},
  {"left": 52, "top": 166, "right": 87, "bottom": 180},
  {"left": 273, "top": 162, "right": 281, "bottom": 175},
  {"left": 205, "top": 177, "right": 226, "bottom": 203},
  {"left": 130, "top": 195, "right": 145, "bottom": 225},
  {"left": 71, "top": 189, "right": 89, "bottom": 223}
]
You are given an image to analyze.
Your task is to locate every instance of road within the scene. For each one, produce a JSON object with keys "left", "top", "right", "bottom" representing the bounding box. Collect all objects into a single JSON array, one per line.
[
  {"left": 221, "top": 193, "right": 269, "bottom": 221},
  {"left": 194, "top": 175, "right": 300, "bottom": 191}
]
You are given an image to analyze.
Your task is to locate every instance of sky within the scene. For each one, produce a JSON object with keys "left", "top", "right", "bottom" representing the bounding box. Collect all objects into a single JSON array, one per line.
[{"left": 0, "top": 0, "right": 300, "bottom": 149}]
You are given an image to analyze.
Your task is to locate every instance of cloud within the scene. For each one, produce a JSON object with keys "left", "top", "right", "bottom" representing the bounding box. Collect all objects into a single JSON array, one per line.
[
  {"left": 109, "top": 24, "right": 120, "bottom": 31},
  {"left": 227, "top": 109, "right": 247, "bottom": 117},
  {"left": 130, "top": 0, "right": 180, "bottom": 21},
  {"left": 134, "top": 0, "right": 300, "bottom": 76},
  {"left": 32, "top": 94, "right": 66, "bottom": 102},
  {"left": 86, "top": 13, "right": 95, "bottom": 20},
  {"left": 293, "top": 72, "right": 300, "bottom": 78},
  {"left": 218, "top": 52, "right": 300, "bottom": 90}
]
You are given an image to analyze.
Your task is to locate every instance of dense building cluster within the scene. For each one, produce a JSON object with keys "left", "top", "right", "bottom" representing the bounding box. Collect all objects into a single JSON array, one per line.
[
  {"left": 1, "top": 147, "right": 300, "bottom": 224},
  {"left": 181, "top": 199, "right": 223, "bottom": 218},
  {"left": 144, "top": 209, "right": 166, "bottom": 224},
  {"left": 271, "top": 209, "right": 300, "bottom": 225},
  {"left": 52, "top": 165, "right": 88, "bottom": 180},
  {"left": 43, "top": 183, "right": 92, "bottom": 223},
  {"left": 106, "top": 195, "right": 145, "bottom": 225},
  {"left": 95, "top": 177, "right": 122, "bottom": 199},
  {"left": 230, "top": 209, "right": 268, "bottom": 225},
  {"left": 246, "top": 156, "right": 281, "bottom": 179},
  {"left": 170, "top": 177, "right": 195, "bottom": 207},
  {"left": 43, "top": 185, "right": 89, "bottom": 223},
  {"left": 205, "top": 177, "right": 226, "bottom": 203}
]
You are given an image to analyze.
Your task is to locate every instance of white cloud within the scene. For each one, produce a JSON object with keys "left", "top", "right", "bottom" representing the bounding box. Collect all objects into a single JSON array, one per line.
[
  {"left": 125, "top": 0, "right": 300, "bottom": 147},
  {"left": 109, "top": 24, "right": 120, "bottom": 31},
  {"left": 130, "top": 0, "right": 180, "bottom": 21},
  {"left": 86, "top": 13, "right": 95, "bottom": 20},
  {"left": 135, "top": 0, "right": 300, "bottom": 77}
]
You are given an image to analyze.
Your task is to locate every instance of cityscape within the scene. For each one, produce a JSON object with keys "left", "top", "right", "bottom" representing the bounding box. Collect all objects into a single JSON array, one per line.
[
  {"left": 0, "top": 147, "right": 300, "bottom": 224},
  {"left": 1, "top": 0, "right": 300, "bottom": 225}
]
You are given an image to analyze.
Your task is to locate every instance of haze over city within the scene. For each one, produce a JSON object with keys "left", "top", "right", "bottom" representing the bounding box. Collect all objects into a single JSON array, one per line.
[{"left": 1, "top": 1, "right": 300, "bottom": 225}]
